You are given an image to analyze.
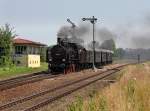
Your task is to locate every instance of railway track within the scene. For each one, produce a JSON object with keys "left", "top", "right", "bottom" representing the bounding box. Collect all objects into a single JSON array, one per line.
[
  {"left": 0, "top": 72, "right": 60, "bottom": 91},
  {"left": 0, "top": 63, "right": 130, "bottom": 111},
  {"left": 0, "top": 61, "right": 136, "bottom": 91}
]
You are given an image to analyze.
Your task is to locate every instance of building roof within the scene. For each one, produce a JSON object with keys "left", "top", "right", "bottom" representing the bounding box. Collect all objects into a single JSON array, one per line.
[{"left": 13, "top": 38, "right": 47, "bottom": 46}]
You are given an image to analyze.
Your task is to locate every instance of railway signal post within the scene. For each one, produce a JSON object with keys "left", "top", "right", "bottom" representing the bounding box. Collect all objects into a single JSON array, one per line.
[{"left": 82, "top": 16, "right": 98, "bottom": 71}]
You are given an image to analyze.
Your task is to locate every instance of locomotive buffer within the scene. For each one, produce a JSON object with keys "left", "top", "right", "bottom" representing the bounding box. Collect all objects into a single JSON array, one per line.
[{"left": 82, "top": 16, "right": 98, "bottom": 71}]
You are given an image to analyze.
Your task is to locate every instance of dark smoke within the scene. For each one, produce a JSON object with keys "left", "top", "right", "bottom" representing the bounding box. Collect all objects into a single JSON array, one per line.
[
  {"left": 57, "top": 24, "right": 90, "bottom": 45},
  {"left": 57, "top": 26, "right": 72, "bottom": 38},
  {"left": 87, "top": 41, "right": 100, "bottom": 50},
  {"left": 100, "top": 39, "right": 116, "bottom": 50},
  {"left": 57, "top": 13, "right": 150, "bottom": 50},
  {"left": 76, "top": 24, "right": 90, "bottom": 37},
  {"left": 57, "top": 20, "right": 118, "bottom": 50},
  {"left": 97, "top": 27, "right": 116, "bottom": 42}
]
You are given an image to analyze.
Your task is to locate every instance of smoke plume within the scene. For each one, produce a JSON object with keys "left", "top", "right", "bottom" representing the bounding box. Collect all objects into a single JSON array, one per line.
[
  {"left": 97, "top": 27, "right": 116, "bottom": 42},
  {"left": 131, "top": 35, "right": 150, "bottom": 49},
  {"left": 57, "top": 23, "right": 90, "bottom": 44},
  {"left": 100, "top": 39, "right": 116, "bottom": 50},
  {"left": 144, "top": 14, "right": 150, "bottom": 26},
  {"left": 57, "top": 26, "right": 72, "bottom": 38},
  {"left": 57, "top": 13, "right": 150, "bottom": 50},
  {"left": 116, "top": 13, "right": 150, "bottom": 49},
  {"left": 57, "top": 22, "right": 117, "bottom": 51}
]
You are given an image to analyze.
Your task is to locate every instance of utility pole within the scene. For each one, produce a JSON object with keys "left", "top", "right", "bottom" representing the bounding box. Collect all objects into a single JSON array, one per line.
[{"left": 82, "top": 16, "right": 97, "bottom": 70}]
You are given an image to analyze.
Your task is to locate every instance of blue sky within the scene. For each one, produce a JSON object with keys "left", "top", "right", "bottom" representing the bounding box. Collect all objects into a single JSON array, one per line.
[{"left": 0, "top": 0, "right": 150, "bottom": 48}]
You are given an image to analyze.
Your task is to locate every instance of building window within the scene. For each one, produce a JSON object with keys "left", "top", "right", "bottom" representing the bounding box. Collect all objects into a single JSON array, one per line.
[
  {"left": 15, "top": 46, "right": 27, "bottom": 54},
  {"left": 33, "top": 47, "right": 36, "bottom": 54},
  {"left": 28, "top": 46, "right": 40, "bottom": 54}
]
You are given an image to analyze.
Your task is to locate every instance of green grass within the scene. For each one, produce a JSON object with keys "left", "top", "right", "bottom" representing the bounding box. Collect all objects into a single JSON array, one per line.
[
  {"left": 0, "top": 63, "right": 48, "bottom": 80},
  {"left": 68, "top": 97, "right": 83, "bottom": 111}
]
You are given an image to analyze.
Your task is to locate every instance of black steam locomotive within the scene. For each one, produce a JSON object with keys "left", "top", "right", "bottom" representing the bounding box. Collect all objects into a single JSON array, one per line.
[{"left": 46, "top": 38, "right": 113, "bottom": 73}]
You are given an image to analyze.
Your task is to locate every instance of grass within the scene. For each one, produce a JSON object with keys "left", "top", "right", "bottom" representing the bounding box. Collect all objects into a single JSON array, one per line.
[
  {"left": 68, "top": 97, "right": 83, "bottom": 111},
  {"left": 67, "top": 62, "right": 150, "bottom": 111},
  {"left": 0, "top": 62, "right": 48, "bottom": 80}
]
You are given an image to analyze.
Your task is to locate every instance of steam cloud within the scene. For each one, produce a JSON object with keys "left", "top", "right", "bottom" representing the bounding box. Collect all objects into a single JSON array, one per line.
[
  {"left": 131, "top": 15, "right": 150, "bottom": 49},
  {"left": 57, "top": 23, "right": 116, "bottom": 50},
  {"left": 131, "top": 34, "right": 150, "bottom": 49},
  {"left": 116, "top": 13, "right": 150, "bottom": 49},
  {"left": 57, "top": 13, "right": 150, "bottom": 50},
  {"left": 57, "top": 24, "right": 90, "bottom": 44},
  {"left": 144, "top": 14, "right": 150, "bottom": 25},
  {"left": 97, "top": 27, "right": 116, "bottom": 42}
]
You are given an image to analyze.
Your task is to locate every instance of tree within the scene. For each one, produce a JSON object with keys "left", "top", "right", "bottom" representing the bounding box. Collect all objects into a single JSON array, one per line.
[
  {"left": 0, "top": 24, "right": 16, "bottom": 66},
  {"left": 114, "top": 48, "right": 125, "bottom": 58},
  {"left": 40, "top": 46, "right": 47, "bottom": 62}
]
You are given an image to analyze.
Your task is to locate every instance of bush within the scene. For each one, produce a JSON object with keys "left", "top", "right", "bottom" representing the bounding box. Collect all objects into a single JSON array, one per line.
[{"left": 0, "top": 24, "right": 16, "bottom": 67}]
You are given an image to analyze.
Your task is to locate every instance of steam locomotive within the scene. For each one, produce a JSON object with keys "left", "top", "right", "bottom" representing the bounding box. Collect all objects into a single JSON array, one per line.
[{"left": 46, "top": 38, "right": 113, "bottom": 73}]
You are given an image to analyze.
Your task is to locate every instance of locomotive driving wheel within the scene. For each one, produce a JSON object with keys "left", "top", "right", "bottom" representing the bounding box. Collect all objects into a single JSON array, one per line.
[{"left": 64, "top": 64, "right": 76, "bottom": 74}]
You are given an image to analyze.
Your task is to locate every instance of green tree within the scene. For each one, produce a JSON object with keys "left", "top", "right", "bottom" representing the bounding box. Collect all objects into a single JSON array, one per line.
[
  {"left": 40, "top": 47, "right": 47, "bottom": 62},
  {"left": 0, "top": 24, "right": 16, "bottom": 67},
  {"left": 114, "top": 48, "right": 125, "bottom": 58}
]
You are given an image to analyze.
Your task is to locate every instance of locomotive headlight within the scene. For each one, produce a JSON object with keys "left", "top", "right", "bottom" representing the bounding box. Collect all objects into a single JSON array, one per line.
[
  {"left": 49, "top": 59, "right": 52, "bottom": 61},
  {"left": 62, "top": 59, "right": 66, "bottom": 62}
]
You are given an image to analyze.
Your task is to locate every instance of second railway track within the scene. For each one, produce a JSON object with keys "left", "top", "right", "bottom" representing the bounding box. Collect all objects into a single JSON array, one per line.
[
  {"left": 0, "top": 63, "right": 129, "bottom": 111},
  {"left": 0, "top": 72, "right": 60, "bottom": 91}
]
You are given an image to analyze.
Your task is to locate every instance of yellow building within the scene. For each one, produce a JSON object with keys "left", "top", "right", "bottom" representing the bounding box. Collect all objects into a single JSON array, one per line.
[{"left": 13, "top": 38, "right": 46, "bottom": 68}]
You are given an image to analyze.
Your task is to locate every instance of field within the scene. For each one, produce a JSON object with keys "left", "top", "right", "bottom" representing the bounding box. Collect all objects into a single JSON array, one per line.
[
  {"left": 0, "top": 63, "right": 48, "bottom": 80},
  {"left": 67, "top": 62, "right": 150, "bottom": 111}
]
